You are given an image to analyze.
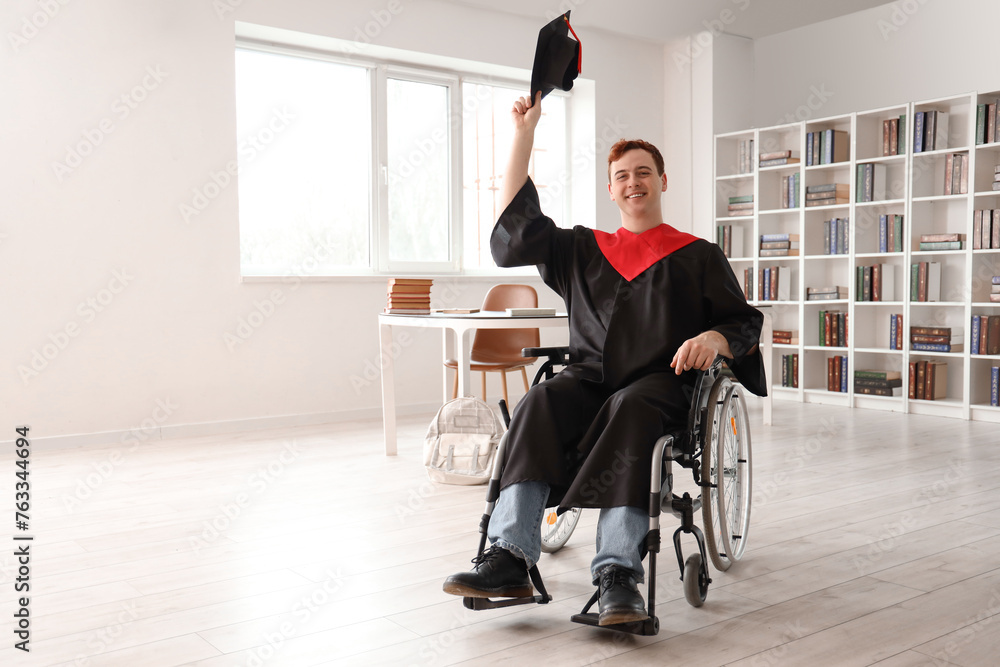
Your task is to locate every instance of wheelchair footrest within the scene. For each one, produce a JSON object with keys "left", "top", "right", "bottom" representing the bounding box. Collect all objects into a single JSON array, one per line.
[
  {"left": 463, "top": 594, "right": 549, "bottom": 610},
  {"left": 570, "top": 612, "right": 659, "bottom": 636}
]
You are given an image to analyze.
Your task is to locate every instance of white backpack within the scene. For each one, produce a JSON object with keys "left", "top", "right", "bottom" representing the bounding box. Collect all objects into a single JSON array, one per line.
[{"left": 423, "top": 397, "right": 503, "bottom": 485}]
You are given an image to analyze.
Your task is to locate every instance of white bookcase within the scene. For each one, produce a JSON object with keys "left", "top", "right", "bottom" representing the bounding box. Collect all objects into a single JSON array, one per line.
[{"left": 715, "top": 92, "right": 1000, "bottom": 423}]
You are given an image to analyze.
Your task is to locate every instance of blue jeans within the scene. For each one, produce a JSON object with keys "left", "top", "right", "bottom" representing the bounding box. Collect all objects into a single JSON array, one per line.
[{"left": 487, "top": 480, "right": 648, "bottom": 582}]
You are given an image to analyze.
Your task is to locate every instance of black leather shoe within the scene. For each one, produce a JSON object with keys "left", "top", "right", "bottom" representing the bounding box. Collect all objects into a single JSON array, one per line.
[
  {"left": 443, "top": 545, "right": 533, "bottom": 598},
  {"left": 597, "top": 566, "right": 648, "bottom": 626}
]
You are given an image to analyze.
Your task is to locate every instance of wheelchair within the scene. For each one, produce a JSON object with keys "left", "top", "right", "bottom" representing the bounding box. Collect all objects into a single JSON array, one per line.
[{"left": 461, "top": 346, "right": 753, "bottom": 636}]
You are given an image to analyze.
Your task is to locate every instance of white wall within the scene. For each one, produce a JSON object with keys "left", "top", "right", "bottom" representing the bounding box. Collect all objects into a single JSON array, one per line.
[
  {"left": 2, "top": 0, "right": 666, "bottom": 445},
  {"left": 752, "top": 0, "right": 1000, "bottom": 126}
]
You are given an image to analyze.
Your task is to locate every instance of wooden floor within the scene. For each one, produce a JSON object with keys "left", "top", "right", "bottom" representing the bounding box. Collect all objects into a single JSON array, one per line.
[{"left": 3, "top": 400, "right": 1000, "bottom": 666}]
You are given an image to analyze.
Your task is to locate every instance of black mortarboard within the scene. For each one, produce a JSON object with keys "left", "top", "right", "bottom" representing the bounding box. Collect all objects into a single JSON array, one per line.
[{"left": 530, "top": 11, "right": 581, "bottom": 101}]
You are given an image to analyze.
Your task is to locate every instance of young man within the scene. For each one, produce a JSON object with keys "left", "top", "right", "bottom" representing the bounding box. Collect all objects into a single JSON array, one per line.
[{"left": 443, "top": 93, "right": 765, "bottom": 626}]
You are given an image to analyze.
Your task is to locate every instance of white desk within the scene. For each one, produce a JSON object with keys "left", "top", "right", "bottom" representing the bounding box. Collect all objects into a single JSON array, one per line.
[
  {"left": 377, "top": 309, "right": 773, "bottom": 455},
  {"left": 378, "top": 311, "right": 568, "bottom": 455}
]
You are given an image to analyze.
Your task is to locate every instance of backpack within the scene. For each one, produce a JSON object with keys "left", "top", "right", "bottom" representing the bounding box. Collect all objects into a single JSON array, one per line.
[{"left": 423, "top": 397, "right": 503, "bottom": 485}]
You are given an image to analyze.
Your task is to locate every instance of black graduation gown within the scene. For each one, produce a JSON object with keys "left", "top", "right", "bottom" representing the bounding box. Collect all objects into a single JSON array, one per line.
[{"left": 491, "top": 178, "right": 766, "bottom": 512}]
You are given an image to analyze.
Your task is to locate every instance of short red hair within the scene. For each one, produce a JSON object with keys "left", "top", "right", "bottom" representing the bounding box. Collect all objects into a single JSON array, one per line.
[{"left": 607, "top": 139, "right": 665, "bottom": 181}]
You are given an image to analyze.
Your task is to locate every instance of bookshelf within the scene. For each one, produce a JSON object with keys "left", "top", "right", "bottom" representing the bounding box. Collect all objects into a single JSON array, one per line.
[{"left": 715, "top": 92, "right": 1000, "bottom": 423}]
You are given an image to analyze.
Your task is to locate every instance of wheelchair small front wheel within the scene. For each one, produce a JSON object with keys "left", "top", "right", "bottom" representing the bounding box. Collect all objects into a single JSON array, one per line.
[
  {"left": 682, "top": 552, "right": 708, "bottom": 607},
  {"left": 540, "top": 507, "right": 581, "bottom": 553}
]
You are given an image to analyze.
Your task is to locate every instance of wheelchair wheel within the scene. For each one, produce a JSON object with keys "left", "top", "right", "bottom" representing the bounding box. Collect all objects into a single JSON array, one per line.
[
  {"left": 701, "top": 378, "right": 753, "bottom": 572},
  {"left": 682, "top": 552, "right": 708, "bottom": 607},
  {"left": 540, "top": 507, "right": 581, "bottom": 553}
]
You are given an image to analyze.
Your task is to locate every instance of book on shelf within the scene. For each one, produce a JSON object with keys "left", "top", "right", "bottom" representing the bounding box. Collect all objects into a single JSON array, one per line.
[
  {"left": 738, "top": 138, "right": 755, "bottom": 174},
  {"left": 818, "top": 310, "right": 848, "bottom": 347},
  {"left": 823, "top": 217, "right": 850, "bottom": 255},
  {"left": 882, "top": 116, "right": 907, "bottom": 156},
  {"left": 760, "top": 233, "right": 800, "bottom": 243},
  {"left": 805, "top": 130, "right": 849, "bottom": 166},
  {"left": 717, "top": 224, "right": 745, "bottom": 258},
  {"left": 971, "top": 315, "right": 1000, "bottom": 355},
  {"left": 908, "top": 360, "right": 947, "bottom": 400},
  {"left": 991, "top": 366, "right": 999, "bottom": 406},
  {"left": 914, "top": 110, "right": 949, "bottom": 153},
  {"left": 856, "top": 163, "right": 887, "bottom": 202},
  {"left": 878, "top": 214, "right": 905, "bottom": 253},
  {"left": 889, "top": 313, "right": 904, "bottom": 350},
  {"left": 743, "top": 267, "right": 754, "bottom": 301},
  {"left": 975, "top": 101, "right": 1000, "bottom": 145},
  {"left": 918, "top": 233, "right": 963, "bottom": 251},
  {"left": 727, "top": 195, "right": 754, "bottom": 215},
  {"left": 780, "top": 353, "right": 799, "bottom": 387},
  {"left": 827, "top": 355, "right": 849, "bottom": 392},
  {"left": 780, "top": 173, "right": 801, "bottom": 208},
  {"left": 973, "top": 209, "right": 998, "bottom": 250},
  {"left": 910, "top": 325, "right": 963, "bottom": 352},
  {"left": 772, "top": 329, "right": 799, "bottom": 344},
  {"left": 856, "top": 264, "right": 895, "bottom": 302},
  {"left": 807, "top": 286, "right": 849, "bottom": 301},
  {"left": 854, "top": 369, "right": 903, "bottom": 397},
  {"left": 757, "top": 266, "right": 790, "bottom": 301},
  {"left": 909, "top": 262, "right": 942, "bottom": 302},
  {"left": 943, "top": 153, "right": 969, "bottom": 195}
]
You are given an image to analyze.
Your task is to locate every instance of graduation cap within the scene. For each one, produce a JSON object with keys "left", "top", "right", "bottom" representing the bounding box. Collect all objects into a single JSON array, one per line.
[{"left": 530, "top": 11, "right": 582, "bottom": 101}]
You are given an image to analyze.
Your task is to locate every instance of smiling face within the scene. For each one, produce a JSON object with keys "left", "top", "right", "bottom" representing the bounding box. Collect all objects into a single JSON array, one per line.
[{"left": 608, "top": 147, "right": 668, "bottom": 233}]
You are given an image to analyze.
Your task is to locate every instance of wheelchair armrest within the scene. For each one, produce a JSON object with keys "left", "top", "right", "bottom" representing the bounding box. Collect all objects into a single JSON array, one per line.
[{"left": 521, "top": 346, "right": 570, "bottom": 364}]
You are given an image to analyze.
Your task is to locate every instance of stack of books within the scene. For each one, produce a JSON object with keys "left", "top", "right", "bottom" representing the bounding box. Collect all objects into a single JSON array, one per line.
[
  {"left": 757, "top": 266, "right": 789, "bottom": 301},
  {"left": 759, "top": 233, "right": 799, "bottom": 257},
  {"left": 908, "top": 360, "right": 947, "bottom": 400},
  {"left": 717, "top": 224, "right": 744, "bottom": 258},
  {"left": 993, "top": 275, "right": 1000, "bottom": 303},
  {"left": 910, "top": 325, "right": 963, "bottom": 353},
  {"left": 727, "top": 195, "right": 754, "bottom": 217},
  {"left": 780, "top": 354, "right": 798, "bottom": 388},
  {"left": 772, "top": 329, "right": 799, "bottom": 345},
  {"left": 384, "top": 278, "right": 432, "bottom": 314},
  {"left": 805, "top": 183, "right": 849, "bottom": 207},
  {"left": 781, "top": 173, "right": 801, "bottom": 208},
  {"left": 973, "top": 209, "right": 1000, "bottom": 249},
  {"left": 993, "top": 165, "right": 1000, "bottom": 191},
  {"left": 943, "top": 153, "right": 969, "bottom": 195},
  {"left": 909, "top": 262, "right": 942, "bottom": 302},
  {"left": 759, "top": 150, "right": 798, "bottom": 168},
  {"left": 854, "top": 370, "right": 902, "bottom": 397},
  {"left": 738, "top": 138, "right": 755, "bottom": 174},
  {"left": 823, "top": 217, "right": 850, "bottom": 255},
  {"left": 889, "top": 313, "right": 904, "bottom": 350},
  {"left": 918, "top": 233, "right": 962, "bottom": 251},
  {"left": 971, "top": 314, "right": 1000, "bottom": 354},
  {"left": 974, "top": 101, "right": 999, "bottom": 145},
  {"left": 827, "top": 355, "right": 849, "bottom": 393},
  {"left": 913, "top": 110, "right": 949, "bottom": 153},
  {"left": 856, "top": 163, "right": 887, "bottom": 202},
  {"left": 882, "top": 115, "right": 907, "bottom": 156},
  {"left": 878, "top": 214, "right": 904, "bottom": 253},
  {"left": 818, "top": 310, "right": 847, "bottom": 347},
  {"left": 807, "top": 286, "right": 849, "bottom": 301},
  {"left": 805, "top": 129, "right": 849, "bottom": 166},
  {"left": 856, "top": 264, "right": 895, "bottom": 302}
]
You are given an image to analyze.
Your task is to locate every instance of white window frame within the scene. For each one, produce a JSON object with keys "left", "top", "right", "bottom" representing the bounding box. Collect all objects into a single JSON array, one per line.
[{"left": 234, "top": 24, "right": 588, "bottom": 279}]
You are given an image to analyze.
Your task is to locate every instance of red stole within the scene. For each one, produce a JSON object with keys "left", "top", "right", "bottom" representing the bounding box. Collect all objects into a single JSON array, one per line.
[{"left": 593, "top": 224, "right": 699, "bottom": 281}]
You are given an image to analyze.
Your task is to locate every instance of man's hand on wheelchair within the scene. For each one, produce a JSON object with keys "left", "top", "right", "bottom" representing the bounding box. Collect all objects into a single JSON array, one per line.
[{"left": 670, "top": 331, "right": 732, "bottom": 375}]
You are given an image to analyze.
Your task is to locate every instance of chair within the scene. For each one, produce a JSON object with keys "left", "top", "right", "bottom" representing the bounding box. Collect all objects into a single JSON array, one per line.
[{"left": 444, "top": 284, "right": 540, "bottom": 406}]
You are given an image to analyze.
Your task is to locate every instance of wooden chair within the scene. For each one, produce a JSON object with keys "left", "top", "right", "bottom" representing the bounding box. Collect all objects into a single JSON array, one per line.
[{"left": 444, "top": 284, "right": 540, "bottom": 406}]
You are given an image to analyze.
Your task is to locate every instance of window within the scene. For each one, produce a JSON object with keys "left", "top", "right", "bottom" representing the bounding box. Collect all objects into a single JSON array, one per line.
[{"left": 235, "top": 42, "right": 575, "bottom": 277}]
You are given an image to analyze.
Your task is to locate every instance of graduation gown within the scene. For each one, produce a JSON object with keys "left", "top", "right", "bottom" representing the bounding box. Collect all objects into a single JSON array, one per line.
[{"left": 491, "top": 178, "right": 766, "bottom": 512}]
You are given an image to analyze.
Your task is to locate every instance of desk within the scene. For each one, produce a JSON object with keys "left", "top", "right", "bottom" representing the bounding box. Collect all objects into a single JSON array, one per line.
[{"left": 378, "top": 311, "right": 568, "bottom": 455}]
